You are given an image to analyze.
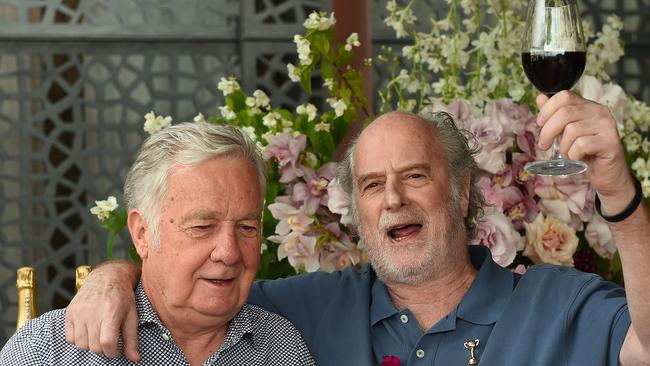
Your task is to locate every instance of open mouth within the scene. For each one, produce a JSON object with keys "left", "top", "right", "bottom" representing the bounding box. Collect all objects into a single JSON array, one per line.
[{"left": 387, "top": 223, "right": 422, "bottom": 242}]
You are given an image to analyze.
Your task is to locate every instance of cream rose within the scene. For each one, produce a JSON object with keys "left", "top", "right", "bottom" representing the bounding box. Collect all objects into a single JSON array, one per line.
[{"left": 523, "top": 213, "right": 579, "bottom": 266}]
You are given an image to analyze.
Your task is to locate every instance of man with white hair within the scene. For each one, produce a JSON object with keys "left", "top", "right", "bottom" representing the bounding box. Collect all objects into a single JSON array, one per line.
[
  {"left": 64, "top": 92, "right": 650, "bottom": 365},
  {"left": 1, "top": 123, "right": 315, "bottom": 365}
]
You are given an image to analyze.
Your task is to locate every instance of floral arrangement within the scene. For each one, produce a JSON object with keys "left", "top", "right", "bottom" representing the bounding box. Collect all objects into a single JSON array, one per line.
[
  {"left": 92, "top": 11, "right": 369, "bottom": 278},
  {"left": 91, "top": 1, "right": 650, "bottom": 284},
  {"left": 379, "top": 0, "right": 650, "bottom": 281}
]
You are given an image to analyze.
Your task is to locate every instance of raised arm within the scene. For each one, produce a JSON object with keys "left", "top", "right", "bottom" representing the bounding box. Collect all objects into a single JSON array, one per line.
[
  {"left": 536, "top": 91, "right": 650, "bottom": 365},
  {"left": 64, "top": 260, "right": 141, "bottom": 362}
]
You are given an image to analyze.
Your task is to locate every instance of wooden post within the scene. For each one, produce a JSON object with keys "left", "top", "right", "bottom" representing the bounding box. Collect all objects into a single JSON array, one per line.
[{"left": 332, "top": 0, "right": 373, "bottom": 158}]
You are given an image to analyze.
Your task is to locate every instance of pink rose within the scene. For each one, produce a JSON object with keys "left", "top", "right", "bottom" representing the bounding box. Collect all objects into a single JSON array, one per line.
[
  {"left": 523, "top": 212, "right": 579, "bottom": 266},
  {"left": 470, "top": 210, "right": 523, "bottom": 267}
]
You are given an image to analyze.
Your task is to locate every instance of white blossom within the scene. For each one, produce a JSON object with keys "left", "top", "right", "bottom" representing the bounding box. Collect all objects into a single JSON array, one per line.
[
  {"left": 245, "top": 97, "right": 256, "bottom": 107},
  {"left": 294, "top": 35, "right": 312, "bottom": 66},
  {"left": 219, "top": 105, "right": 236, "bottom": 120},
  {"left": 90, "top": 196, "right": 119, "bottom": 222},
  {"left": 253, "top": 89, "right": 271, "bottom": 108},
  {"left": 345, "top": 32, "right": 361, "bottom": 52},
  {"left": 193, "top": 112, "right": 206, "bottom": 123},
  {"left": 303, "top": 11, "right": 336, "bottom": 31},
  {"left": 262, "top": 112, "right": 279, "bottom": 128},
  {"left": 314, "top": 121, "right": 331, "bottom": 132},
  {"left": 327, "top": 97, "right": 347, "bottom": 117},
  {"left": 217, "top": 77, "right": 240, "bottom": 96},
  {"left": 287, "top": 63, "right": 301, "bottom": 82},
  {"left": 143, "top": 111, "right": 172, "bottom": 135},
  {"left": 296, "top": 103, "right": 318, "bottom": 122},
  {"left": 242, "top": 126, "right": 257, "bottom": 142},
  {"left": 323, "top": 78, "right": 335, "bottom": 91}
]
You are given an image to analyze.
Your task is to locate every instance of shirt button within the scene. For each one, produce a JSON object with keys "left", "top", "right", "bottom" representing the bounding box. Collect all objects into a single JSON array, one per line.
[
  {"left": 416, "top": 349, "right": 425, "bottom": 358},
  {"left": 161, "top": 333, "right": 170, "bottom": 341},
  {"left": 400, "top": 314, "right": 409, "bottom": 324}
]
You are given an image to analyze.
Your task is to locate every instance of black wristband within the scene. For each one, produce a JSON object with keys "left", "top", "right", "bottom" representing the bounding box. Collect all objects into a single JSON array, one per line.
[{"left": 595, "top": 177, "right": 643, "bottom": 223}]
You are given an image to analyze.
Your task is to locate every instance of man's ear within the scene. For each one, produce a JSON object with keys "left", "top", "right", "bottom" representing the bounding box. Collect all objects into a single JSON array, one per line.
[
  {"left": 460, "top": 174, "right": 471, "bottom": 219},
  {"left": 127, "top": 209, "right": 150, "bottom": 259}
]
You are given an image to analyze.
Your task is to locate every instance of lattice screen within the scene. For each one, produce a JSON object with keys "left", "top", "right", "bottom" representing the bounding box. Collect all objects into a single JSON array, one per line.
[{"left": 0, "top": 0, "right": 648, "bottom": 343}]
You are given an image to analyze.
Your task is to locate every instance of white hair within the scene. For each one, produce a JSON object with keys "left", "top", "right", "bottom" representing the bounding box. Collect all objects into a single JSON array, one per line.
[{"left": 123, "top": 122, "right": 266, "bottom": 248}]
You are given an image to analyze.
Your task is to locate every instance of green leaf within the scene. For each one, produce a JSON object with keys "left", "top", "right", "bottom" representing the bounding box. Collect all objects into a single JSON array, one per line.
[
  {"left": 300, "top": 69, "right": 313, "bottom": 94},
  {"left": 230, "top": 91, "right": 247, "bottom": 111},
  {"left": 106, "top": 234, "right": 115, "bottom": 259},
  {"left": 308, "top": 129, "right": 335, "bottom": 161},
  {"left": 321, "top": 61, "right": 334, "bottom": 80}
]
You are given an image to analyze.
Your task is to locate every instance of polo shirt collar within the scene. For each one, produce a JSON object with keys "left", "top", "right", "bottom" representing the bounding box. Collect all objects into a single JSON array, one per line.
[{"left": 370, "top": 245, "right": 515, "bottom": 327}]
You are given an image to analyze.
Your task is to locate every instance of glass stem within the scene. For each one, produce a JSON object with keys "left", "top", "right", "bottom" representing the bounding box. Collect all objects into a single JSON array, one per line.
[{"left": 551, "top": 137, "right": 563, "bottom": 160}]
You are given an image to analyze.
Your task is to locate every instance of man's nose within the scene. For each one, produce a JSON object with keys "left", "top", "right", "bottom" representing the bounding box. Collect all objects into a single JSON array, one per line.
[
  {"left": 210, "top": 225, "right": 241, "bottom": 265},
  {"left": 383, "top": 178, "right": 407, "bottom": 210}
]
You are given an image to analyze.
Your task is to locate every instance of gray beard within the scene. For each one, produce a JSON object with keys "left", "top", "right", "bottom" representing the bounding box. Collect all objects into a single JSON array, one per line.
[{"left": 359, "top": 205, "right": 466, "bottom": 286}]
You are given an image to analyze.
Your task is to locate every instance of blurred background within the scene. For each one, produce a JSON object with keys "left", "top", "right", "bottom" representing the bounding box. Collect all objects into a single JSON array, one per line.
[{"left": 0, "top": 0, "right": 648, "bottom": 343}]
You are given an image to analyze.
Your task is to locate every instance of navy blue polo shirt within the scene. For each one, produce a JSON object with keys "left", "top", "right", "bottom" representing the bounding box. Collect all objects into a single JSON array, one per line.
[{"left": 248, "top": 246, "right": 630, "bottom": 366}]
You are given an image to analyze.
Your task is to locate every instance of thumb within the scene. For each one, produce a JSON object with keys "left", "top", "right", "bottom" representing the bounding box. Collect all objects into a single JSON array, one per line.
[{"left": 122, "top": 305, "right": 141, "bottom": 362}]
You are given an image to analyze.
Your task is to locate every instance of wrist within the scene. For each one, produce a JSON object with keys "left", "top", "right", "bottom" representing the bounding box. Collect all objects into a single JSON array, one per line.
[{"left": 595, "top": 176, "right": 643, "bottom": 223}]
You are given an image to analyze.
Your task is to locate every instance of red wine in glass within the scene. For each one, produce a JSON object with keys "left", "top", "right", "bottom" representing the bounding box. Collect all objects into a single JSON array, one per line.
[
  {"left": 521, "top": 51, "right": 586, "bottom": 96},
  {"left": 521, "top": 0, "right": 587, "bottom": 176}
]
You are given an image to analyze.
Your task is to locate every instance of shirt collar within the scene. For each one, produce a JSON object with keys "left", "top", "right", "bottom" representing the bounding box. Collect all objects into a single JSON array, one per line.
[
  {"left": 369, "top": 245, "right": 515, "bottom": 327},
  {"left": 135, "top": 281, "right": 256, "bottom": 350},
  {"left": 135, "top": 281, "right": 163, "bottom": 327}
]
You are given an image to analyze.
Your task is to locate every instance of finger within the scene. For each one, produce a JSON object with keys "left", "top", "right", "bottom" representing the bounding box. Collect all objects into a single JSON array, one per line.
[
  {"left": 122, "top": 304, "right": 141, "bottom": 362},
  {"left": 88, "top": 318, "right": 103, "bottom": 354},
  {"left": 537, "top": 103, "right": 593, "bottom": 150},
  {"left": 536, "top": 90, "right": 584, "bottom": 127},
  {"left": 557, "top": 119, "right": 600, "bottom": 158},
  {"left": 64, "top": 311, "right": 75, "bottom": 344},
  {"left": 99, "top": 319, "right": 121, "bottom": 358},
  {"left": 73, "top": 321, "right": 89, "bottom": 351},
  {"left": 536, "top": 94, "right": 550, "bottom": 111}
]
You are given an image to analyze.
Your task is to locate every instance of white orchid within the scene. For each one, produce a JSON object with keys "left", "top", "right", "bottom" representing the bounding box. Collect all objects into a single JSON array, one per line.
[
  {"left": 90, "top": 196, "right": 119, "bottom": 222},
  {"left": 296, "top": 103, "right": 317, "bottom": 122}
]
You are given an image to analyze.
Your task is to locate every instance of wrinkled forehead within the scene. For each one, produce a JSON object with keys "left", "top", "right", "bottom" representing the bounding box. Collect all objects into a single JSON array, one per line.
[{"left": 353, "top": 114, "right": 446, "bottom": 175}]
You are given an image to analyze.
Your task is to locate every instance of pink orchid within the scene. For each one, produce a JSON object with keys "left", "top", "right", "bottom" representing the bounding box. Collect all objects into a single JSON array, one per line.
[
  {"left": 269, "top": 232, "right": 320, "bottom": 272},
  {"left": 585, "top": 215, "right": 617, "bottom": 259},
  {"left": 422, "top": 99, "right": 477, "bottom": 129},
  {"left": 577, "top": 75, "right": 630, "bottom": 125},
  {"left": 268, "top": 200, "right": 314, "bottom": 235},
  {"left": 477, "top": 175, "right": 522, "bottom": 213},
  {"left": 327, "top": 178, "right": 353, "bottom": 225},
  {"left": 263, "top": 132, "right": 307, "bottom": 183},
  {"left": 318, "top": 222, "right": 363, "bottom": 272},
  {"left": 466, "top": 115, "right": 513, "bottom": 174},
  {"left": 535, "top": 176, "right": 595, "bottom": 228},
  {"left": 485, "top": 99, "right": 533, "bottom": 136},
  {"left": 292, "top": 163, "right": 338, "bottom": 214},
  {"left": 470, "top": 210, "right": 523, "bottom": 267}
]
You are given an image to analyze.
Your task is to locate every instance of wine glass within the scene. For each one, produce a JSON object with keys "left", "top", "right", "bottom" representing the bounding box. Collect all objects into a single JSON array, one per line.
[{"left": 521, "top": 0, "right": 587, "bottom": 176}]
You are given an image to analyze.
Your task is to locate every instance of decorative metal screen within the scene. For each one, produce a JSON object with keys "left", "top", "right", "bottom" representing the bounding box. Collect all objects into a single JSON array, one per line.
[{"left": 0, "top": 0, "right": 648, "bottom": 343}]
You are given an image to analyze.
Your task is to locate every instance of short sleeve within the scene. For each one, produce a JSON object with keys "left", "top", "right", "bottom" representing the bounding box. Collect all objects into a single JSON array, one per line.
[
  {"left": 564, "top": 276, "right": 630, "bottom": 366},
  {"left": 0, "top": 321, "right": 45, "bottom": 365}
]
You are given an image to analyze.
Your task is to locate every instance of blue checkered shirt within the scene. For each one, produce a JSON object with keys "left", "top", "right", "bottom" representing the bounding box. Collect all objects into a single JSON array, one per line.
[{"left": 1, "top": 283, "right": 315, "bottom": 365}]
